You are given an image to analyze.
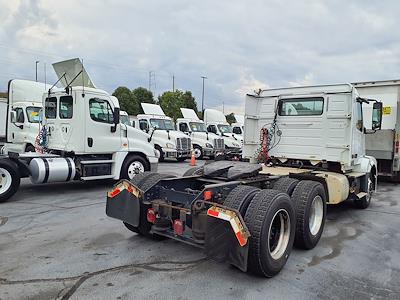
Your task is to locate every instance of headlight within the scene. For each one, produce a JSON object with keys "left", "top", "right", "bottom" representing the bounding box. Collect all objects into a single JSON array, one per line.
[
  {"left": 205, "top": 143, "right": 213, "bottom": 148},
  {"left": 166, "top": 142, "right": 175, "bottom": 149}
]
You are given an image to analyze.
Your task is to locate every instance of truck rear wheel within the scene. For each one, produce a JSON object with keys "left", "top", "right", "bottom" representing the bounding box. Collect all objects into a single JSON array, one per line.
[
  {"left": 120, "top": 155, "right": 149, "bottom": 180},
  {"left": 183, "top": 166, "right": 204, "bottom": 176},
  {"left": 124, "top": 173, "right": 175, "bottom": 237},
  {"left": 0, "top": 159, "right": 21, "bottom": 203},
  {"left": 223, "top": 185, "right": 260, "bottom": 215},
  {"left": 273, "top": 177, "right": 299, "bottom": 196},
  {"left": 245, "top": 189, "right": 295, "bottom": 277},
  {"left": 291, "top": 180, "right": 326, "bottom": 249}
]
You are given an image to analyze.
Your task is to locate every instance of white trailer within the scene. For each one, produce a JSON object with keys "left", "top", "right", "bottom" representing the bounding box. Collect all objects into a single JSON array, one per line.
[
  {"left": 135, "top": 103, "right": 192, "bottom": 162},
  {"left": 176, "top": 108, "right": 224, "bottom": 159},
  {"left": 353, "top": 80, "right": 400, "bottom": 180},
  {"left": 0, "top": 58, "right": 159, "bottom": 202},
  {"left": 203, "top": 109, "right": 242, "bottom": 157}
]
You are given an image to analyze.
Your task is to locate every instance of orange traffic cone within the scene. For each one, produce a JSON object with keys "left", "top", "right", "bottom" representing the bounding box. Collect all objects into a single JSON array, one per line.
[{"left": 190, "top": 150, "right": 197, "bottom": 166}]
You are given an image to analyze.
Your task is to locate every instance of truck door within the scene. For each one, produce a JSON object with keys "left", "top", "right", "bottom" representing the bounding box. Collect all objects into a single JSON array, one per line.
[
  {"left": 10, "top": 107, "right": 25, "bottom": 143},
  {"left": 352, "top": 101, "right": 365, "bottom": 160},
  {"left": 85, "top": 97, "right": 122, "bottom": 153}
]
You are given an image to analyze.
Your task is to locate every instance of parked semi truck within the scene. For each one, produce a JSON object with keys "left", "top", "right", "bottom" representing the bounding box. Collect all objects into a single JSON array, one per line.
[
  {"left": 353, "top": 80, "right": 400, "bottom": 180},
  {"left": 136, "top": 103, "right": 192, "bottom": 162},
  {"left": 176, "top": 108, "right": 224, "bottom": 159},
  {"left": 106, "top": 83, "right": 382, "bottom": 277},
  {"left": 0, "top": 58, "right": 158, "bottom": 203},
  {"left": 203, "top": 108, "right": 242, "bottom": 157},
  {"left": 0, "top": 97, "right": 7, "bottom": 146},
  {"left": 231, "top": 114, "right": 244, "bottom": 140},
  {"left": 1, "top": 80, "right": 49, "bottom": 153}
]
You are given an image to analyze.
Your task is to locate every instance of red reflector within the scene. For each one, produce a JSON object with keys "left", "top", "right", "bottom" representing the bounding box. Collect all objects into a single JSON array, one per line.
[
  {"left": 109, "top": 188, "right": 121, "bottom": 198},
  {"left": 204, "top": 190, "right": 213, "bottom": 200},
  {"left": 173, "top": 219, "right": 184, "bottom": 235},
  {"left": 207, "top": 209, "right": 219, "bottom": 217},
  {"left": 396, "top": 141, "right": 399, "bottom": 147},
  {"left": 147, "top": 208, "right": 156, "bottom": 224}
]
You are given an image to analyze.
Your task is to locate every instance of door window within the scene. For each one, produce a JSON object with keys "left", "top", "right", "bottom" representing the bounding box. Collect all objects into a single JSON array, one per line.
[
  {"left": 45, "top": 97, "right": 57, "bottom": 119},
  {"left": 26, "top": 107, "right": 42, "bottom": 123},
  {"left": 179, "top": 122, "right": 189, "bottom": 132},
  {"left": 207, "top": 125, "right": 217, "bottom": 134},
  {"left": 89, "top": 98, "right": 114, "bottom": 124},
  {"left": 233, "top": 126, "right": 242, "bottom": 134},
  {"left": 15, "top": 108, "right": 24, "bottom": 123},
  {"left": 355, "top": 101, "right": 363, "bottom": 132},
  {"left": 139, "top": 119, "right": 149, "bottom": 131},
  {"left": 59, "top": 96, "right": 73, "bottom": 119}
]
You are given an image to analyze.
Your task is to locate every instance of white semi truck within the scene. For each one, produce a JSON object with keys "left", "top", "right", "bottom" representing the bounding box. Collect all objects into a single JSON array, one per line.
[
  {"left": 231, "top": 114, "right": 244, "bottom": 140},
  {"left": 136, "top": 103, "right": 192, "bottom": 162},
  {"left": 2, "top": 80, "right": 49, "bottom": 153},
  {"left": 0, "top": 97, "right": 7, "bottom": 146},
  {"left": 353, "top": 80, "right": 400, "bottom": 180},
  {"left": 0, "top": 58, "right": 159, "bottom": 202},
  {"left": 203, "top": 108, "right": 242, "bottom": 157},
  {"left": 106, "top": 83, "right": 382, "bottom": 277},
  {"left": 176, "top": 108, "right": 224, "bottom": 159}
]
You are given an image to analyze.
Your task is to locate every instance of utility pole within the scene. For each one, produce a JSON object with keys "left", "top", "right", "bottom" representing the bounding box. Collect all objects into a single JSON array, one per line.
[
  {"left": 172, "top": 74, "right": 175, "bottom": 92},
  {"left": 35, "top": 60, "right": 39, "bottom": 82},
  {"left": 201, "top": 76, "right": 207, "bottom": 112},
  {"left": 148, "top": 71, "right": 156, "bottom": 93},
  {"left": 222, "top": 101, "right": 225, "bottom": 114},
  {"left": 44, "top": 63, "right": 47, "bottom": 86}
]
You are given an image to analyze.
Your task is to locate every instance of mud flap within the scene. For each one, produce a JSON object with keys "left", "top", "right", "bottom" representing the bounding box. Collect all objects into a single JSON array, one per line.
[
  {"left": 204, "top": 216, "right": 249, "bottom": 272},
  {"left": 106, "top": 180, "right": 141, "bottom": 227}
]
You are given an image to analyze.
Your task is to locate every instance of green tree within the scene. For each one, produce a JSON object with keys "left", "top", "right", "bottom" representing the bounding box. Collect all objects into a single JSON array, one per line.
[
  {"left": 132, "top": 87, "right": 155, "bottom": 114},
  {"left": 158, "top": 90, "right": 199, "bottom": 121},
  {"left": 225, "top": 112, "right": 236, "bottom": 124},
  {"left": 112, "top": 86, "right": 137, "bottom": 115}
]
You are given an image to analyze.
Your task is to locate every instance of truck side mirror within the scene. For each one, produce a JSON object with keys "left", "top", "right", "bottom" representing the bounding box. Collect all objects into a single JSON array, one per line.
[
  {"left": 111, "top": 108, "right": 120, "bottom": 133},
  {"left": 10, "top": 111, "right": 16, "bottom": 123},
  {"left": 372, "top": 102, "right": 383, "bottom": 131}
]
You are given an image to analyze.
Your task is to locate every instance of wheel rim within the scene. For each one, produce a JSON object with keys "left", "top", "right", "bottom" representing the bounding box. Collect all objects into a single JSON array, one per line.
[
  {"left": 194, "top": 148, "right": 202, "bottom": 159},
  {"left": 268, "top": 209, "right": 291, "bottom": 260},
  {"left": 309, "top": 195, "right": 323, "bottom": 236},
  {"left": 0, "top": 168, "right": 12, "bottom": 195},
  {"left": 127, "top": 161, "right": 145, "bottom": 179}
]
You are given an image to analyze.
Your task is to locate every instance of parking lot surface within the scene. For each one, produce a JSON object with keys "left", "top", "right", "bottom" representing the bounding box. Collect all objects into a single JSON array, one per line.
[{"left": 1, "top": 161, "right": 400, "bottom": 300}]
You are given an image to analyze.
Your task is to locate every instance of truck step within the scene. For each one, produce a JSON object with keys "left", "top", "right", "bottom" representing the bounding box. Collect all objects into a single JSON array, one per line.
[
  {"left": 357, "top": 192, "right": 368, "bottom": 199},
  {"left": 80, "top": 160, "right": 114, "bottom": 164},
  {"left": 81, "top": 175, "right": 115, "bottom": 181}
]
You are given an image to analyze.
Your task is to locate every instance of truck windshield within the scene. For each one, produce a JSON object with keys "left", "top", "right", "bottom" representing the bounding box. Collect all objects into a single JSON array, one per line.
[
  {"left": 26, "top": 107, "right": 41, "bottom": 123},
  {"left": 150, "top": 118, "right": 175, "bottom": 130},
  {"left": 189, "top": 122, "right": 207, "bottom": 132},
  {"left": 120, "top": 115, "right": 131, "bottom": 126},
  {"left": 218, "top": 124, "right": 232, "bottom": 133}
]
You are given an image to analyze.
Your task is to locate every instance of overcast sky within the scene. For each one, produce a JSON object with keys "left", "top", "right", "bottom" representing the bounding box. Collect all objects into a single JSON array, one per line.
[{"left": 0, "top": 0, "right": 399, "bottom": 113}]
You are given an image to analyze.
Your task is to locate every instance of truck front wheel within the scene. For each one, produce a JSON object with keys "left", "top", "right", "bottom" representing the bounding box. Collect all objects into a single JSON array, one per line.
[
  {"left": 291, "top": 180, "right": 327, "bottom": 249},
  {"left": 193, "top": 145, "right": 203, "bottom": 160},
  {"left": 245, "top": 189, "right": 295, "bottom": 277},
  {"left": 0, "top": 159, "right": 21, "bottom": 203},
  {"left": 120, "top": 155, "right": 149, "bottom": 180}
]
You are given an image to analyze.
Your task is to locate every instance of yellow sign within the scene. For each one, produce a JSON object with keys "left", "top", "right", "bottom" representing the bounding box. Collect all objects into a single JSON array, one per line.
[{"left": 383, "top": 106, "right": 392, "bottom": 115}]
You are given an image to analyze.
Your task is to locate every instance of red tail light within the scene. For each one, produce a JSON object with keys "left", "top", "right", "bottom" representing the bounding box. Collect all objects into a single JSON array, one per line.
[
  {"left": 147, "top": 208, "right": 156, "bottom": 224},
  {"left": 204, "top": 190, "right": 213, "bottom": 200},
  {"left": 173, "top": 219, "right": 184, "bottom": 235}
]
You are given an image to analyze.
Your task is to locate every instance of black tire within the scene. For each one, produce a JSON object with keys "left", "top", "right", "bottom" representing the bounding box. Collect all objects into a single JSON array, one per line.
[
  {"left": 291, "top": 180, "right": 327, "bottom": 250},
  {"left": 123, "top": 221, "right": 140, "bottom": 234},
  {"left": 353, "top": 172, "right": 375, "bottom": 209},
  {"left": 155, "top": 145, "right": 165, "bottom": 162},
  {"left": 129, "top": 171, "right": 156, "bottom": 187},
  {"left": 120, "top": 155, "right": 150, "bottom": 180},
  {"left": 223, "top": 185, "right": 260, "bottom": 215},
  {"left": 245, "top": 189, "right": 295, "bottom": 277},
  {"left": 273, "top": 177, "right": 299, "bottom": 196},
  {"left": 193, "top": 145, "right": 203, "bottom": 160},
  {"left": 25, "top": 144, "right": 35, "bottom": 152},
  {"left": 0, "top": 159, "right": 21, "bottom": 203},
  {"left": 177, "top": 157, "right": 187, "bottom": 162},
  {"left": 183, "top": 166, "right": 204, "bottom": 176}
]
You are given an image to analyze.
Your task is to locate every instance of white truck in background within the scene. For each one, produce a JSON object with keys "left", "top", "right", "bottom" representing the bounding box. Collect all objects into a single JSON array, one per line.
[
  {"left": 2, "top": 80, "right": 49, "bottom": 153},
  {"left": 203, "top": 108, "right": 242, "bottom": 158},
  {"left": 353, "top": 80, "right": 400, "bottom": 180},
  {"left": 0, "top": 58, "right": 159, "bottom": 203},
  {"left": 136, "top": 103, "right": 192, "bottom": 162},
  {"left": 176, "top": 108, "right": 224, "bottom": 159},
  {"left": 231, "top": 114, "right": 244, "bottom": 140},
  {"left": 0, "top": 97, "right": 7, "bottom": 146},
  {"left": 119, "top": 110, "right": 132, "bottom": 126}
]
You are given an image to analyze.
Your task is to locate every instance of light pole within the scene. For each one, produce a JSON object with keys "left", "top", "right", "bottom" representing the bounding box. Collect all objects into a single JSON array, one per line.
[
  {"left": 201, "top": 76, "right": 207, "bottom": 112},
  {"left": 35, "top": 61, "right": 39, "bottom": 82}
]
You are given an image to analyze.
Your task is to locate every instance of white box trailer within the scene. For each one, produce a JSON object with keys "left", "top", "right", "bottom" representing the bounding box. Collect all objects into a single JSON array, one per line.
[{"left": 353, "top": 80, "right": 400, "bottom": 180}]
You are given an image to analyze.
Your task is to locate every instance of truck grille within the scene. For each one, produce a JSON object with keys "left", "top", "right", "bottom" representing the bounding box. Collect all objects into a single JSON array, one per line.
[
  {"left": 176, "top": 137, "right": 191, "bottom": 150},
  {"left": 214, "top": 138, "right": 224, "bottom": 150}
]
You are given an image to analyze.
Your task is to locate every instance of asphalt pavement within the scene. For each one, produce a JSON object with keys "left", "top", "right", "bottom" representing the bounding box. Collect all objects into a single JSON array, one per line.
[{"left": 0, "top": 160, "right": 399, "bottom": 299}]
